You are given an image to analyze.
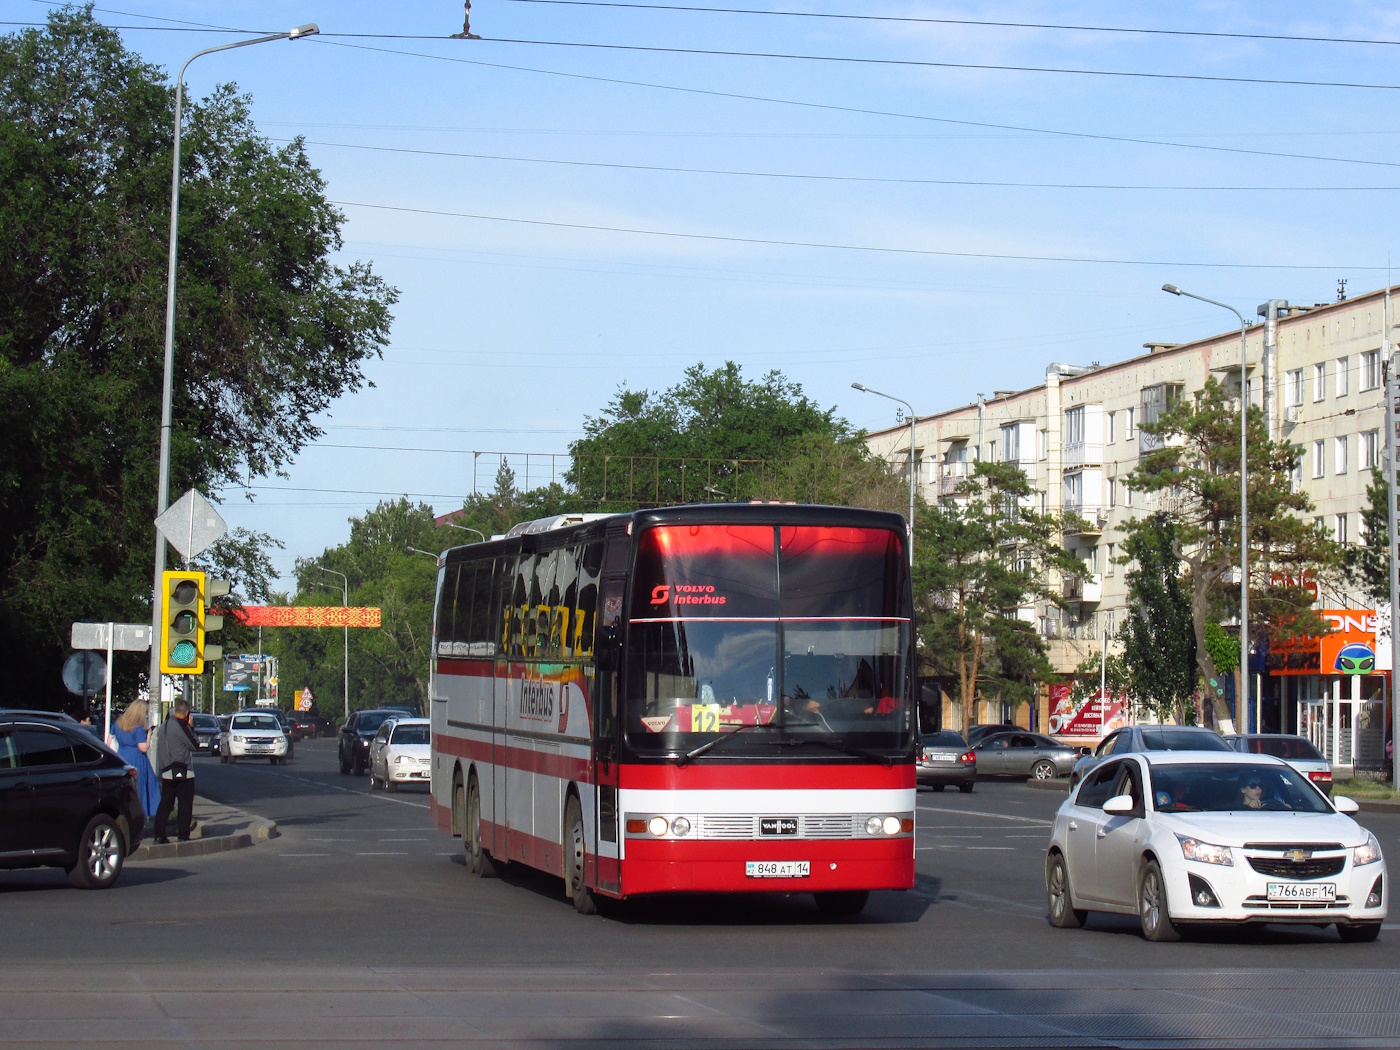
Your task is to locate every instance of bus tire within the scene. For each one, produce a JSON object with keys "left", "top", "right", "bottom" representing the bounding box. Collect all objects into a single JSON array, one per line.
[
  {"left": 565, "top": 795, "right": 599, "bottom": 915},
  {"left": 465, "top": 775, "right": 496, "bottom": 878},
  {"left": 814, "top": 890, "right": 869, "bottom": 916}
]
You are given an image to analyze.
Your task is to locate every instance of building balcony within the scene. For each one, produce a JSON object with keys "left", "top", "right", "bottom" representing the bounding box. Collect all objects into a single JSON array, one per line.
[
  {"left": 1063, "top": 573, "right": 1103, "bottom": 603},
  {"left": 1062, "top": 441, "right": 1103, "bottom": 471},
  {"left": 1062, "top": 505, "right": 1107, "bottom": 535},
  {"left": 938, "top": 461, "right": 972, "bottom": 497}
]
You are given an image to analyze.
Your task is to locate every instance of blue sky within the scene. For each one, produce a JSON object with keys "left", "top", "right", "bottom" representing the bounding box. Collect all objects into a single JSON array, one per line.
[{"left": 12, "top": 1, "right": 1400, "bottom": 592}]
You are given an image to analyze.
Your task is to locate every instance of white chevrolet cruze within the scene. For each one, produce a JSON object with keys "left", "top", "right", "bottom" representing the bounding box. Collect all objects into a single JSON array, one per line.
[
  {"left": 368, "top": 717, "right": 430, "bottom": 791},
  {"left": 1045, "top": 750, "right": 1386, "bottom": 942},
  {"left": 220, "top": 711, "right": 290, "bottom": 765}
]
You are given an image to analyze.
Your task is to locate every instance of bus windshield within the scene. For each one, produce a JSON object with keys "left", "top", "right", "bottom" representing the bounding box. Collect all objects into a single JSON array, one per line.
[{"left": 624, "top": 523, "right": 912, "bottom": 754}]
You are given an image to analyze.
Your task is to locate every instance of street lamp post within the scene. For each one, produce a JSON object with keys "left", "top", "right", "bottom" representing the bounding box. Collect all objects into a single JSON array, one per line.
[
  {"left": 145, "top": 24, "right": 320, "bottom": 729},
  {"left": 312, "top": 565, "right": 349, "bottom": 722},
  {"left": 445, "top": 522, "right": 487, "bottom": 543},
  {"left": 1163, "top": 284, "right": 1249, "bottom": 731},
  {"left": 853, "top": 383, "right": 917, "bottom": 565},
  {"left": 406, "top": 546, "right": 441, "bottom": 563}
]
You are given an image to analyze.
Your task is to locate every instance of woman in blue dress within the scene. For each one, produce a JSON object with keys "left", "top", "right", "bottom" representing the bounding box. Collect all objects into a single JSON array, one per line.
[{"left": 111, "top": 700, "right": 161, "bottom": 818}]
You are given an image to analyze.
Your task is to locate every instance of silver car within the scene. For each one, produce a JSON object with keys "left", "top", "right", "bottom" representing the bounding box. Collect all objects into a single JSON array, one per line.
[
  {"left": 973, "top": 731, "right": 1079, "bottom": 780},
  {"left": 1071, "top": 725, "right": 1232, "bottom": 786},
  {"left": 1225, "top": 734, "right": 1332, "bottom": 796}
]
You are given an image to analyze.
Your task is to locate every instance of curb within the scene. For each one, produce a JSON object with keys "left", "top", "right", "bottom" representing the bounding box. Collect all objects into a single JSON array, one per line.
[{"left": 129, "top": 811, "right": 277, "bottom": 863}]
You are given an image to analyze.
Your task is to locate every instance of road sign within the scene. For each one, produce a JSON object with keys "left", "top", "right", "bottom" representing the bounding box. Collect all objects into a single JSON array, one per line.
[
  {"left": 155, "top": 488, "right": 227, "bottom": 561},
  {"left": 296, "top": 687, "right": 314, "bottom": 712},
  {"left": 71, "top": 622, "right": 152, "bottom": 652},
  {"left": 62, "top": 651, "right": 106, "bottom": 697},
  {"left": 222, "top": 655, "right": 261, "bottom": 689}
]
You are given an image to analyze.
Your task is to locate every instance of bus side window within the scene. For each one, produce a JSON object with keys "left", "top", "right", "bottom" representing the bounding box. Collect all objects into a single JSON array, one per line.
[
  {"left": 468, "top": 557, "right": 494, "bottom": 655},
  {"left": 452, "top": 561, "right": 476, "bottom": 656},
  {"left": 435, "top": 564, "right": 458, "bottom": 658},
  {"left": 550, "top": 546, "right": 576, "bottom": 659},
  {"left": 534, "top": 550, "right": 557, "bottom": 659},
  {"left": 510, "top": 554, "right": 530, "bottom": 659},
  {"left": 494, "top": 554, "right": 514, "bottom": 659},
  {"left": 575, "top": 541, "right": 603, "bottom": 659}
]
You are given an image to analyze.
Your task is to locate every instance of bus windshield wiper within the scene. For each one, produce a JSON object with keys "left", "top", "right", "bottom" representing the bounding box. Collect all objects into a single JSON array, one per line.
[
  {"left": 779, "top": 728, "right": 895, "bottom": 767},
  {"left": 678, "top": 720, "right": 778, "bottom": 765}
]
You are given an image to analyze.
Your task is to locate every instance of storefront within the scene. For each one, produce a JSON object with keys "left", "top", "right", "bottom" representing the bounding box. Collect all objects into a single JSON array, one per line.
[{"left": 1267, "top": 610, "right": 1390, "bottom": 772}]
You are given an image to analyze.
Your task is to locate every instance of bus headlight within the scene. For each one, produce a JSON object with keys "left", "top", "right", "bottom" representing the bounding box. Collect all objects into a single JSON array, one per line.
[
  {"left": 671, "top": 816, "right": 691, "bottom": 837},
  {"left": 882, "top": 816, "right": 901, "bottom": 836},
  {"left": 648, "top": 816, "right": 669, "bottom": 837},
  {"left": 865, "top": 816, "right": 883, "bottom": 836}
]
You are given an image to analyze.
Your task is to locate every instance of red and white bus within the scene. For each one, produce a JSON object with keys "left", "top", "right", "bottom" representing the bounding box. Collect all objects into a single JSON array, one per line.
[{"left": 429, "top": 504, "right": 916, "bottom": 914}]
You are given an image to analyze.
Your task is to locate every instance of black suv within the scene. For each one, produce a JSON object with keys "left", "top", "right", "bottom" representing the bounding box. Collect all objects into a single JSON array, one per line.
[
  {"left": 338, "top": 709, "right": 399, "bottom": 775},
  {"left": 189, "top": 712, "right": 222, "bottom": 753},
  {"left": 0, "top": 712, "right": 146, "bottom": 888}
]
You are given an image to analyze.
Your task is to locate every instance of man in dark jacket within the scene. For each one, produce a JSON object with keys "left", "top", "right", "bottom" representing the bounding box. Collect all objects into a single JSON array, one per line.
[{"left": 154, "top": 699, "right": 200, "bottom": 843}]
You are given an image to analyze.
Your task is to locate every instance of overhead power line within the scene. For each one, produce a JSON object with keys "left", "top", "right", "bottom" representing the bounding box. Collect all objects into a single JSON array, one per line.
[
  {"left": 330, "top": 198, "right": 1386, "bottom": 272},
  {"left": 497, "top": 0, "right": 1400, "bottom": 49}
]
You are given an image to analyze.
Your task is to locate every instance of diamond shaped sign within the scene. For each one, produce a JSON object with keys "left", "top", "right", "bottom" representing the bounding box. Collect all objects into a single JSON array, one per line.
[{"left": 155, "top": 489, "right": 227, "bottom": 561}]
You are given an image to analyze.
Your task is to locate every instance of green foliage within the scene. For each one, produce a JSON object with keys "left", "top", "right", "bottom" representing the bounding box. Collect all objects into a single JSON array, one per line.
[
  {"left": 1130, "top": 378, "right": 1341, "bottom": 727},
  {"left": 567, "top": 362, "right": 904, "bottom": 511},
  {"left": 1202, "top": 620, "right": 1239, "bottom": 679},
  {"left": 915, "top": 461, "right": 1083, "bottom": 730},
  {"left": 1118, "top": 514, "right": 1197, "bottom": 725},
  {"left": 0, "top": 10, "right": 395, "bottom": 705},
  {"left": 1350, "top": 467, "right": 1393, "bottom": 603}
]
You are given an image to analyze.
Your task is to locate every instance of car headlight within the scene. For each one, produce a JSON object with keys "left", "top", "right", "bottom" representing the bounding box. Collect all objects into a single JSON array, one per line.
[
  {"left": 1177, "top": 834, "right": 1234, "bottom": 866},
  {"left": 232, "top": 734, "right": 246, "bottom": 744},
  {"left": 395, "top": 754, "right": 414, "bottom": 765},
  {"left": 1354, "top": 832, "right": 1383, "bottom": 867}
]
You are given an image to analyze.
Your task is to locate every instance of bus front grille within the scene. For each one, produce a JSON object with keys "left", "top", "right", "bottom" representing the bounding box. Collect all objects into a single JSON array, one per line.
[{"left": 696, "top": 815, "right": 858, "bottom": 839}]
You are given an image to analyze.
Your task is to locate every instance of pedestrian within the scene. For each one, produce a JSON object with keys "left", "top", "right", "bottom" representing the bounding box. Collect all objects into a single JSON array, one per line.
[
  {"left": 153, "top": 699, "right": 200, "bottom": 844},
  {"left": 111, "top": 699, "right": 161, "bottom": 819}
]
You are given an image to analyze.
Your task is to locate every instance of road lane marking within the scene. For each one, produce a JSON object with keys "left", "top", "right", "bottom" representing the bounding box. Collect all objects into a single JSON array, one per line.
[
  {"left": 355, "top": 851, "right": 408, "bottom": 856},
  {"left": 261, "top": 769, "right": 430, "bottom": 809},
  {"left": 966, "top": 846, "right": 1016, "bottom": 850},
  {"left": 917, "top": 805, "right": 1052, "bottom": 826},
  {"left": 279, "top": 853, "right": 330, "bottom": 857}
]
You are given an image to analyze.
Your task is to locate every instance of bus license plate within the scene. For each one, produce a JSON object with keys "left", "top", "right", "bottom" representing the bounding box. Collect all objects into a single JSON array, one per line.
[
  {"left": 1267, "top": 882, "right": 1336, "bottom": 902},
  {"left": 746, "top": 860, "right": 810, "bottom": 878}
]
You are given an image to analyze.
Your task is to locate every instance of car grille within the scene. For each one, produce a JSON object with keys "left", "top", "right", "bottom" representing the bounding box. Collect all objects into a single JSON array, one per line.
[
  {"left": 1244, "top": 895, "right": 1350, "bottom": 911},
  {"left": 1243, "top": 842, "right": 1342, "bottom": 851},
  {"left": 697, "top": 814, "right": 858, "bottom": 840},
  {"left": 1247, "top": 856, "right": 1346, "bottom": 879}
]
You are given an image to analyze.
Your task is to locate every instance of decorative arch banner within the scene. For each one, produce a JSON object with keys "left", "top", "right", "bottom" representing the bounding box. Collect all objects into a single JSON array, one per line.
[{"left": 233, "top": 606, "right": 382, "bottom": 628}]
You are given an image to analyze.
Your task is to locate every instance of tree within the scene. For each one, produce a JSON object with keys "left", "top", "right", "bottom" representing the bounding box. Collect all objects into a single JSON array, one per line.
[
  {"left": 568, "top": 361, "right": 904, "bottom": 511},
  {"left": 1118, "top": 514, "right": 1197, "bottom": 725},
  {"left": 1129, "top": 379, "right": 1341, "bottom": 728},
  {"left": 1349, "top": 467, "right": 1392, "bottom": 603},
  {"left": 0, "top": 10, "right": 396, "bottom": 705},
  {"left": 916, "top": 461, "right": 1083, "bottom": 732}
]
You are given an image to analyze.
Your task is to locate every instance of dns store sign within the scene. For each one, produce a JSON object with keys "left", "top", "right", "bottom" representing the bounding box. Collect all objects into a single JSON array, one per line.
[{"left": 1267, "top": 610, "right": 1386, "bottom": 676}]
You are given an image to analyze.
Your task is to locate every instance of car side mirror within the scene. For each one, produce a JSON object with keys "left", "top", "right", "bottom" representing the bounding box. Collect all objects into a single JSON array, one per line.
[
  {"left": 1102, "top": 794, "right": 1135, "bottom": 816},
  {"left": 1332, "top": 795, "right": 1359, "bottom": 815}
]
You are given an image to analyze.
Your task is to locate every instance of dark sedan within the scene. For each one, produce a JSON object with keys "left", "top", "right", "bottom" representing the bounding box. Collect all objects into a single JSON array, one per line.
[
  {"left": 917, "top": 730, "right": 976, "bottom": 792},
  {"left": 189, "top": 712, "right": 222, "bottom": 754},
  {"left": 974, "top": 731, "right": 1080, "bottom": 780},
  {"left": 338, "top": 709, "right": 399, "bottom": 775},
  {"left": 0, "top": 713, "right": 145, "bottom": 888}
]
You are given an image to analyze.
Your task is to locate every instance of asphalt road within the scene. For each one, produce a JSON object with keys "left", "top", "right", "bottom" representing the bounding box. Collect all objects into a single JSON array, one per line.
[{"left": 4, "top": 739, "right": 1399, "bottom": 1047}]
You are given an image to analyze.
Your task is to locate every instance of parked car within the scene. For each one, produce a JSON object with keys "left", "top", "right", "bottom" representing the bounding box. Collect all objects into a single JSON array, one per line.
[
  {"left": 1224, "top": 734, "right": 1332, "bottom": 796},
  {"left": 189, "top": 713, "right": 221, "bottom": 754},
  {"left": 1070, "top": 725, "right": 1232, "bottom": 786},
  {"left": 1045, "top": 750, "right": 1386, "bottom": 942},
  {"left": 974, "top": 731, "right": 1080, "bottom": 780},
  {"left": 917, "top": 730, "right": 976, "bottom": 792},
  {"left": 284, "top": 713, "right": 316, "bottom": 740},
  {"left": 338, "top": 709, "right": 399, "bottom": 775},
  {"left": 220, "top": 711, "right": 290, "bottom": 765},
  {"left": 368, "top": 717, "right": 431, "bottom": 791},
  {"left": 216, "top": 713, "right": 232, "bottom": 733},
  {"left": 967, "top": 723, "right": 1015, "bottom": 746},
  {"left": 382, "top": 704, "right": 419, "bottom": 718},
  {"left": 0, "top": 712, "right": 146, "bottom": 889}
]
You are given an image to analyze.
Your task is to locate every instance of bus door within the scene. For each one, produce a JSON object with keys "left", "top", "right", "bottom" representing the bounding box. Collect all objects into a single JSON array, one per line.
[{"left": 590, "top": 529, "right": 629, "bottom": 893}]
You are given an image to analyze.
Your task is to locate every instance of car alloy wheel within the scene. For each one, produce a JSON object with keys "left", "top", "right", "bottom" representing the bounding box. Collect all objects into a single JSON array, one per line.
[
  {"left": 1138, "top": 860, "right": 1180, "bottom": 942},
  {"left": 1032, "top": 760, "right": 1056, "bottom": 780},
  {"left": 68, "top": 814, "right": 124, "bottom": 889},
  {"left": 1045, "top": 851, "right": 1085, "bottom": 929}
]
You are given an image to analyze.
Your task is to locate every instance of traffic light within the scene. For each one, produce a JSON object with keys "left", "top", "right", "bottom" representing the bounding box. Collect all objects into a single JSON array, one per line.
[
  {"left": 160, "top": 570, "right": 206, "bottom": 674},
  {"left": 203, "top": 578, "right": 230, "bottom": 664}
]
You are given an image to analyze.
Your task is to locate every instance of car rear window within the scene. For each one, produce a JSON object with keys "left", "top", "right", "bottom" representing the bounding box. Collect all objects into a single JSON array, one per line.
[
  {"left": 1139, "top": 728, "right": 1231, "bottom": 752},
  {"left": 1244, "top": 736, "right": 1325, "bottom": 762},
  {"left": 926, "top": 731, "right": 967, "bottom": 748}
]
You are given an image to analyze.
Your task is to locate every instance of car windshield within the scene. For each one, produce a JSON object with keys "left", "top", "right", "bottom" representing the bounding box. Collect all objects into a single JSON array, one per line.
[
  {"left": 925, "top": 731, "right": 967, "bottom": 748},
  {"left": 1150, "top": 762, "right": 1332, "bottom": 814},
  {"left": 391, "top": 725, "right": 429, "bottom": 745},
  {"left": 356, "top": 712, "right": 392, "bottom": 733},
  {"left": 625, "top": 523, "right": 913, "bottom": 754},
  {"left": 191, "top": 715, "right": 218, "bottom": 729},
  {"left": 1242, "top": 736, "right": 1326, "bottom": 762},
  {"left": 232, "top": 715, "right": 280, "bottom": 731},
  {"left": 1139, "top": 728, "right": 1232, "bottom": 752}
]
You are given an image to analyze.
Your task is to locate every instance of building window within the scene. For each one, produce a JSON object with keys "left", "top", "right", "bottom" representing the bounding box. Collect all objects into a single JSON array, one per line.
[
  {"left": 1064, "top": 405, "right": 1085, "bottom": 447},
  {"left": 1290, "top": 460, "right": 1302, "bottom": 491},
  {"left": 1337, "top": 356, "right": 1350, "bottom": 397},
  {"left": 1285, "top": 369, "right": 1304, "bottom": 407},
  {"left": 1313, "top": 362, "right": 1326, "bottom": 402},
  {"left": 1335, "top": 435, "right": 1348, "bottom": 475},
  {"left": 1361, "top": 349, "right": 1382, "bottom": 391},
  {"left": 1106, "top": 411, "right": 1116, "bottom": 444},
  {"left": 1001, "top": 423, "right": 1020, "bottom": 463},
  {"left": 1335, "top": 513, "right": 1349, "bottom": 544},
  {"left": 1312, "top": 438, "right": 1325, "bottom": 479},
  {"left": 1106, "top": 542, "right": 1116, "bottom": 576},
  {"left": 1123, "top": 482, "right": 1132, "bottom": 508},
  {"left": 1107, "top": 478, "right": 1116, "bottom": 508},
  {"left": 1363, "top": 429, "right": 1380, "bottom": 470},
  {"left": 1124, "top": 407, "right": 1136, "bottom": 438},
  {"left": 1038, "top": 428, "right": 1047, "bottom": 461},
  {"left": 1063, "top": 471, "right": 1082, "bottom": 510}
]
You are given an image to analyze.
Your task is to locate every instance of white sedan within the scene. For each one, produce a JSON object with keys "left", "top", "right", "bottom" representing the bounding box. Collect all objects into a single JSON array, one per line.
[
  {"left": 1045, "top": 750, "right": 1386, "bottom": 942},
  {"left": 220, "top": 711, "right": 290, "bottom": 765},
  {"left": 368, "top": 717, "right": 430, "bottom": 791}
]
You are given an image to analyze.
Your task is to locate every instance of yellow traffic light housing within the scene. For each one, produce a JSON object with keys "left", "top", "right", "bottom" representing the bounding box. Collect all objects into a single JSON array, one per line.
[
  {"left": 160, "top": 570, "right": 206, "bottom": 674},
  {"left": 204, "top": 578, "right": 231, "bottom": 664}
]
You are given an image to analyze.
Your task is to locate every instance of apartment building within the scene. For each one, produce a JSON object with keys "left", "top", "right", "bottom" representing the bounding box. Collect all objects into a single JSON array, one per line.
[{"left": 867, "top": 286, "right": 1396, "bottom": 768}]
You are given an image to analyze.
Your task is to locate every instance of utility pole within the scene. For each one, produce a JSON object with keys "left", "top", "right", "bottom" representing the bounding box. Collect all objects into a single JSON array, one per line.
[{"left": 1385, "top": 283, "right": 1399, "bottom": 791}]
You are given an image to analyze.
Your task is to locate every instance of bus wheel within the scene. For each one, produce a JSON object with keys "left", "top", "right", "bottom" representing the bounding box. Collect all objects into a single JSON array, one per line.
[
  {"left": 465, "top": 775, "right": 496, "bottom": 878},
  {"left": 565, "top": 796, "right": 598, "bottom": 915},
  {"left": 814, "top": 891, "right": 869, "bottom": 916}
]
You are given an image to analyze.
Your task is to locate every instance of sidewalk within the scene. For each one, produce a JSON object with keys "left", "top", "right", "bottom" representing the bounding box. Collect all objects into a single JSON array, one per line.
[{"left": 129, "top": 796, "right": 278, "bottom": 862}]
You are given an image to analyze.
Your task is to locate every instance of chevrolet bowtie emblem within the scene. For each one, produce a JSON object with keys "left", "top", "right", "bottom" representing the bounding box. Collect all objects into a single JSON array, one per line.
[{"left": 1283, "top": 849, "right": 1312, "bottom": 863}]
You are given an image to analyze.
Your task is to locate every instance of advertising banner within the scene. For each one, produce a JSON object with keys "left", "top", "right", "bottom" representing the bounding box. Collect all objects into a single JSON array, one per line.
[
  {"left": 1047, "top": 682, "right": 1128, "bottom": 739},
  {"left": 1267, "top": 609, "right": 1381, "bottom": 676}
]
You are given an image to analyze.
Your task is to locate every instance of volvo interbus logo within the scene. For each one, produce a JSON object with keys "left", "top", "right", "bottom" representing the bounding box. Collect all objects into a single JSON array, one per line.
[
  {"left": 650, "top": 585, "right": 669, "bottom": 604},
  {"left": 519, "top": 678, "right": 555, "bottom": 722},
  {"left": 760, "top": 817, "right": 798, "bottom": 836}
]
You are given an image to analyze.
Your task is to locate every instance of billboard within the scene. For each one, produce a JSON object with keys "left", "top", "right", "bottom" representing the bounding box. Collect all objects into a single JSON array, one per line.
[{"left": 1047, "top": 683, "right": 1128, "bottom": 739}]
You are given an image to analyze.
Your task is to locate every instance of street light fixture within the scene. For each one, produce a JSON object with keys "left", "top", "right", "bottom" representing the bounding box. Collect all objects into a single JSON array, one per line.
[
  {"left": 406, "top": 546, "right": 441, "bottom": 563},
  {"left": 311, "top": 564, "right": 349, "bottom": 722},
  {"left": 1162, "top": 283, "right": 1249, "bottom": 729},
  {"left": 146, "top": 24, "right": 321, "bottom": 728},
  {"left": 853, "top": 382, "right": 916, "bottom": 564},
  {"left": 445, "top": 522, "right": 487, "bottom": 543}
]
